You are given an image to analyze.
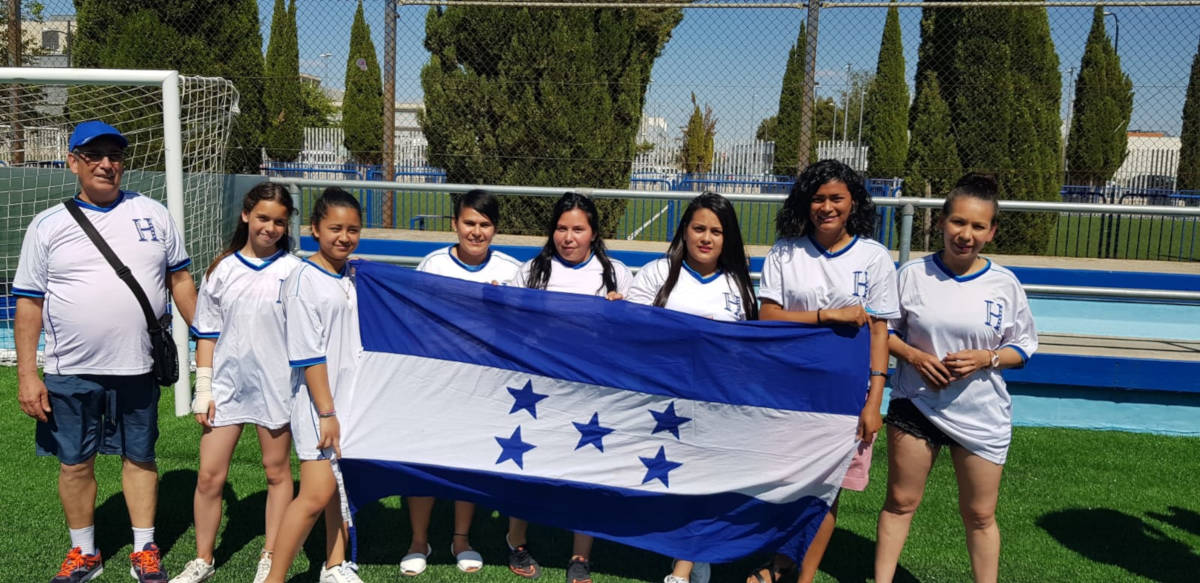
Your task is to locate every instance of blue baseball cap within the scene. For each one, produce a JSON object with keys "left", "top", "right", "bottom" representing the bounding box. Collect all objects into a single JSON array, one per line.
[{"left": 68, "top": 120, "right": 128, "bottom": 151}]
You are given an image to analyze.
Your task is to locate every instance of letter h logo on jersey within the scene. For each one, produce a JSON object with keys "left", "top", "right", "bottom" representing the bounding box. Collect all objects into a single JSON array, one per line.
[
  {"left": 984, "top": 299, "right": 1003, "bottom": 332},
  {"left": 131, "top": 218, "right": 159, "bottom": 242},
  {"left": 852, "top": 271, "right": 869, "bottom": 299}
]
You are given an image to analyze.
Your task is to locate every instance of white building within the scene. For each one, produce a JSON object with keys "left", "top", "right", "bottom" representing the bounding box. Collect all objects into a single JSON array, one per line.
[{"left": 1113, "top": 132, "right": 1182, "bottom": 191}]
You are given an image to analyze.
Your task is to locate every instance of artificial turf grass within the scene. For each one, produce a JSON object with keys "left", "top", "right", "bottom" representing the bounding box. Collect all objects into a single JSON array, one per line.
[{"left": 1, "top": 366, "right": 1197, "bottom": 582}]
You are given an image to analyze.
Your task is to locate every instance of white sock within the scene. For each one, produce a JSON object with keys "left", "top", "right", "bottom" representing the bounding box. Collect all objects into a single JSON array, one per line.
[
  {"left": 69, "top": 525, "right": 96, "bottom": 556},
  {"left": 132, "top": 526, "right": 155, "bottom": 551}
]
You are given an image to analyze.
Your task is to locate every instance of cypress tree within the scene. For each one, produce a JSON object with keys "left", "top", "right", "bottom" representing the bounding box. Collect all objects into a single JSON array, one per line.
[
  {"left": 420, "top": 4, "right": 682, "bottom": 235},
  {"left": 71, "top": 0, "right": 265, "bottom": 172},
  {"left": 343, "top": 0, "right": 384, "bottom": 165},
  {"left": 903, "top": 71, "right": 960, "bottom": 249},
  {"left": 772, "top": 21, "right": 809, "bottom": 176},
  {"left": 216, "top": 0, "right": 267, "bottom": 173},
  {"left": 678, "top": 92, "right": 716, "bottom": 174},
  {"left": 1006, "top": 4, "right": 1062, "bottom": 253},
  {"left": 263, "top": 0, "right": 303, "bottom": 162},
  {"left": 1178, "top": 35, "right": 1200, "bottom": 191},
  {"left": 952, "top": 6, "right": 1012, "bottom": 175},
  {"left": 1066, "top": 7, "right": 1134, "bottom": 187},
  {"left": 863, "top": 2, "right": 908, "bottom": 179}
]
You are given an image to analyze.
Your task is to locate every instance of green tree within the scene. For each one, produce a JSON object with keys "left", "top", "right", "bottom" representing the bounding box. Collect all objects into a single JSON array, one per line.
[
  {"left": 419, "top": 4, "right": 682, "bottom": 235},
  {"left": 71, "top": 0, "right": 266, "bottom": 172},
  {"left": 771, "top": 21, "right": 809, "bottom": 176},
  {"left": 1066, "top": 7, "right": 1134, "bottom": 187},
  {"left": 1005, "top": 4, "right": 1063, "bottom": 253},
  {"left": 342, "top": 0, "right": 383, "bottom": 165},
  {"left": 678, "top": 92, "right": 715, "bottom": 174},
  {"left": 263, "top": 0, "right": 303, "bottom": 162},
  {"left": 862, "top": 2, "right": 908, "bottom": 179},
  {"left": 911, "top": 1, "right": 1063, "bottom": 254},
  {"left": 218, "top": 0, "right": 266, "bottom": 173},
  {"left": 903, "top": 71, "right": 960, "bottom": 249},
  {"left": 952, "top": 6, "right": 1012, "bottom": 174},
  {"left": 756, "top": 96, "right": 836, "bottom": 147},
  {"left": 298, "top": 82, "right": 337, "bottom": 129},
  {"left": 1180, "top": 35, "right": 1200, "bottom": 191}
]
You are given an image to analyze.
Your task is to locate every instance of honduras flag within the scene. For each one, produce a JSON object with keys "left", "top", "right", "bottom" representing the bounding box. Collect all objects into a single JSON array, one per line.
[{"left": 338, "top": 260, "right": 869, "bottom": 563}]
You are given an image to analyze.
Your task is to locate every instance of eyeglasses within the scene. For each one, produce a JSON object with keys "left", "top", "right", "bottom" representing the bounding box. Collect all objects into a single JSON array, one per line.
[{"left": 73, "top": 150, "right": 126, "bottom": 164}]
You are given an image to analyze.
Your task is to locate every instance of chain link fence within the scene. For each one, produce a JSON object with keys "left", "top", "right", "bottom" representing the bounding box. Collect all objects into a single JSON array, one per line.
[{"left": 4, "top": 0, "right": 1199, "bottom": 259}]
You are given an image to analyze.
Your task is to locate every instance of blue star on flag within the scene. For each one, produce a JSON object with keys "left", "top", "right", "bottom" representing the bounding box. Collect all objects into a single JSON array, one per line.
[
  {"left": 495, "top": 426, "right": 536, "bottom": 469},
  {"left": 507, "top": 380, "right": 548, "bottom": 419},
  {"left": 649, "top": 402, "right": 692, "bottom": 439},
  {"left": 639, "top": 446, "right": 683, "bottom": 487},
  {"left": 572, "top": 412, "right": 615, "bottom": 452}
]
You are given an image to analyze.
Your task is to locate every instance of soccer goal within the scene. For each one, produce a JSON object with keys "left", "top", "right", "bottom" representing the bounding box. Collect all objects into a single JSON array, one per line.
[{"left": 0, "top": 67, "right": 239, "bottom": 415}]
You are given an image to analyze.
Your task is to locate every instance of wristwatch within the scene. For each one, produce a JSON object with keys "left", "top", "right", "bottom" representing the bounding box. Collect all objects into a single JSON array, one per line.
[{"left": 989, "top": 350, "right": 1000, "bottom": 369}]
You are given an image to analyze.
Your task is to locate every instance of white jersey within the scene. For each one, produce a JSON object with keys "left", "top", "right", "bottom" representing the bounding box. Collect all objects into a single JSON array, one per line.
[
  {"left": 192, "top": 250, "right": 302, "bottom": 428},
  {"left": 416, "top": 245, "right": 521, "bottom": 284},
  {"left": 510, "top": 253, "right": 632, "bottom": 297},
  {"left": 283, "top": 259, "right": 362, "bottom": 460},
  {"left": 759, "top": 235, "right": 899, "bottom": 319},
  {"left": 889, "top": 254, "right": 1038, "bottom": 464},
  {"left": 627, "top": 256, "right": 747, "bottom": 322},
  {"left": 13, "top": 191, "right": 190, "bottom": 375}
]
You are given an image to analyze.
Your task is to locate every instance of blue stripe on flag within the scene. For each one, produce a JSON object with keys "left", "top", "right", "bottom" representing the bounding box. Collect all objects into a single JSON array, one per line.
[
  {"left": 339, "top": 458, "right": 829, "bottom": 563},
  {"left": 353, "top": 260, "right": 868, "bottom": 416}
]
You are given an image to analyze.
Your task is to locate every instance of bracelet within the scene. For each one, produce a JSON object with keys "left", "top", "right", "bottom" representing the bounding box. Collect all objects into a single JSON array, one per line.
[
  {"left": 317, "top": 409, "right": 337, "bottom": 418},
  {"left": 870, "top": 370, "right": 890, "bottom": 379},
  {"left": 816, "top": 309, "right": 823, "bottom": 325}
]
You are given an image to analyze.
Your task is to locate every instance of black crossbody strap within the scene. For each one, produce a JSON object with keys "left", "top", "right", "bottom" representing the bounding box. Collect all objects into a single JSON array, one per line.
[{"left": 62, "top": 199, "right": 161, "bottom": 332}]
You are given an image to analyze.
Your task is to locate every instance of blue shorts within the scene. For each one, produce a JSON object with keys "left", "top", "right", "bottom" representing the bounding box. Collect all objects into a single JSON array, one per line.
[{"left": 35, "top": 373, "right": 160, "bottom": 465}]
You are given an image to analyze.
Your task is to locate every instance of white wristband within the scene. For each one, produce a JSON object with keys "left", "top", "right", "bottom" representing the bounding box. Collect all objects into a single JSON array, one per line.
[{"left": 191, "top": 367, "right": 213, "bottom": 414}]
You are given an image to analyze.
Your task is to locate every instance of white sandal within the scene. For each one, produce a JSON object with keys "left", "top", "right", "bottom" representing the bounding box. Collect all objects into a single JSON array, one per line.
[
  {"left": 400, "top": 543, "right": 432, "bottom": 577},
  {"left": 452, "top": 543, "right": 484, "bottom": 573}
]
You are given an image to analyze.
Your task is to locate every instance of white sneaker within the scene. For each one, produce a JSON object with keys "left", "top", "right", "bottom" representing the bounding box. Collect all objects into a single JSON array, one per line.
[
  {"left": 319, "top": 561, "right": 363, "bottom": 583},
  {"left": 168, "top": 558, "right": 214, "bottom": 583},
  {"left": 664, "top": 576, "right": 689, "bottom": 583},
  {"left": 251, "top": 555, "right": 271, "bottom": 583}
]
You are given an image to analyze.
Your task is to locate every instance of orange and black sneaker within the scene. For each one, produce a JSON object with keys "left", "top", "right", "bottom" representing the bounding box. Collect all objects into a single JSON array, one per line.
[
  {"left": 565, "top": 555, "right": 592, "bottom": 583},
  {"left": 129, "top": 543, "right": 168, "bottom": 582},
  {"left": 51, "top": 547, "right": 103, "bottom": 583},
  {"left": 506, "top": 536, "right": 541, "bottom": 579}
]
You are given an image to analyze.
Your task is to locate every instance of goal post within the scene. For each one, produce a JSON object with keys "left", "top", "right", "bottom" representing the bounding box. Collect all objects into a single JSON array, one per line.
[{"left": 0, "top": 67, "right": 239, "bottom": 416}]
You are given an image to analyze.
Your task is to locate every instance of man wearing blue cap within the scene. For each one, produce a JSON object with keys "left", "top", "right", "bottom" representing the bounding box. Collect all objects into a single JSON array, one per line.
[{"left": 13, "top": 120, "right": 197, "bottom": 583}]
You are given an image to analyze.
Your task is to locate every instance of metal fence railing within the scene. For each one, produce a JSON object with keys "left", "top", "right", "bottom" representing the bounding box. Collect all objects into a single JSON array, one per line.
[
  {"left": 276, "top": 176, "right": 1200, "bottom": 302},
  {"left": 10, "top": 1, "right": 1199, "bottom": 236},
  {"left": 270, "top": 175, "right": 1200, "bottom": 274},
  {"left": 278, "top": 167, "right": 1200, "bottom": 262}
]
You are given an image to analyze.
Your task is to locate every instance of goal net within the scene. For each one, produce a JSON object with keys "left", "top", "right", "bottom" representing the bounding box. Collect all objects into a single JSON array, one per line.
[{"left": 0, "top": 68, "right": 238, "bottom": 412}]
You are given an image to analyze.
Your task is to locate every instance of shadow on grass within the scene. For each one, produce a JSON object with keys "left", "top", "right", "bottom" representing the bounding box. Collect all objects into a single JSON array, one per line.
[
  {"left": 1146, "top": 506, "right": 1200, "bottom": 538},
  {"left": 1038, "top": 508, "right": 1200, "bottom": 583},
  {"left": 342, "top": 502, "right": 921, "bottom": 583},
  {"left": 95, "top": 469, "right": 197, "bottom": 561},
  {"left": 346, "top": 499, "right": 672, "bottom": 580}
]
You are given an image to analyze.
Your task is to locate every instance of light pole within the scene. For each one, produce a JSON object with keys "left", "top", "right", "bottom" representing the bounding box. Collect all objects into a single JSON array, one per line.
[
  {"left": 842, "top": 63, "right": 851, "bottom": 143},
  {"left": 1103, "top": 10, "right": 1120, "bottom": 54}
]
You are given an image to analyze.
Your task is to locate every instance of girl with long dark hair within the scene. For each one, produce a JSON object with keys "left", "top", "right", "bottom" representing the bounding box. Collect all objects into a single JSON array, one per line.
[
  {"left": 507, "top": 192, "right": 631, "bottom": 582},
  {"left": 174, "top": 182, "right": 300, "bottom": 583},
  {"left": 628, "top": 191, "right": 756, "bottom": 583}
]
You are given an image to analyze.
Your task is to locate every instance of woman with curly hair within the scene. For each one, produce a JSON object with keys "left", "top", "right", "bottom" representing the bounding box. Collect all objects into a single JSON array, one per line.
[{"left": 747, "top": 160, "right": 899, "bottom": 583}]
